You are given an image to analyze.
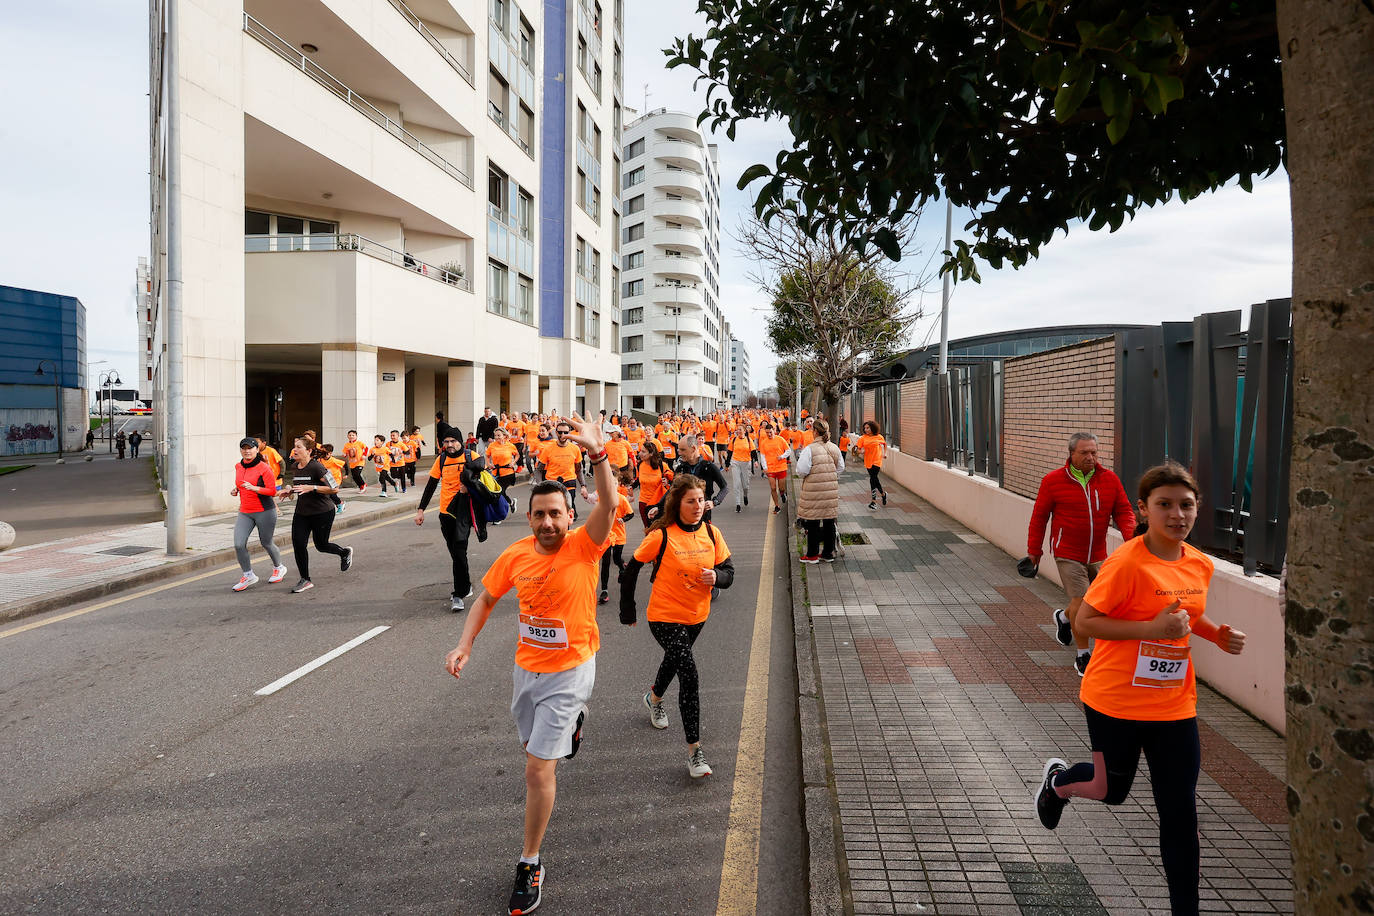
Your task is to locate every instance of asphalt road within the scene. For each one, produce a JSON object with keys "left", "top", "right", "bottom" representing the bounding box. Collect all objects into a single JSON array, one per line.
[
  {"left": 0, "top": 479, "right": 803, "bottom": 915},
  {"left": 0, "top": 452, "right": 163, "bottom": 547}
]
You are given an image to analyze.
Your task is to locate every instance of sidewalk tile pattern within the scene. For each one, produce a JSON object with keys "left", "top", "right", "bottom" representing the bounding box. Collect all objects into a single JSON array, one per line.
[{"left": 806, "top": 475, "right": 1292, "bottom": 915}]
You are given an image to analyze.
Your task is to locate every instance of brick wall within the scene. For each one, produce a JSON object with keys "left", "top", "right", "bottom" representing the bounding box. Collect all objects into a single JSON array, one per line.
[
  {"left": 1002, "top": 337, "right": 1117, "bottom": 500},
  {"left": 898, "top": 378, "right": 926, "bottom": 458}
]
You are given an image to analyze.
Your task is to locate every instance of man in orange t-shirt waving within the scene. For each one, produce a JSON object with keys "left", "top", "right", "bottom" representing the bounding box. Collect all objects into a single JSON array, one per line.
[{"left": 445, "top": 413, "right": 615, "bottom": 916}]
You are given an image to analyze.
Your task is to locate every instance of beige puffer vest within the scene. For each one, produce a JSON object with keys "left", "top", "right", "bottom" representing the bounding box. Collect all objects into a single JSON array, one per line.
[{"left": 798, "top": 441, "right": 843, "bottom": 520}]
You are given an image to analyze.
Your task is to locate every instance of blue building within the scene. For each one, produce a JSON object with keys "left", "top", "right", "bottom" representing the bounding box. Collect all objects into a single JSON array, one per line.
[{"left": 0, "top": 284, "right": 87, "bottom": 456}]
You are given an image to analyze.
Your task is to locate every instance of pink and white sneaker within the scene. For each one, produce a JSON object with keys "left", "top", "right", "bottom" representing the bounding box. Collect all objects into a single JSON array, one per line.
[
  {"left": 268, "top": 565, "right": 288, "bottom": 584},
  {"left": 232, "top": 571, "right": 259, "bottom": 592}
]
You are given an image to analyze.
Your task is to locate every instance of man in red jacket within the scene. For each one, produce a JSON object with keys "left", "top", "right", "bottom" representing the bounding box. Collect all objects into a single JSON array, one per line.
[{"left": 1027, "top": 432, "right": 1136, "bottom": 676}]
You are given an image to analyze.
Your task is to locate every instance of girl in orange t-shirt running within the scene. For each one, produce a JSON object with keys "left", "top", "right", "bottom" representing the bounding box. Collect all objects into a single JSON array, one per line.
[
  {"left": 619, "top": 474, "right": 735, "bottom": 779},
  {"left": 597, "top": 468, "right": 637, "bottom": 605},
  {"left": 1034, "top": 462, "right": 1247, "bottom": 916},
  {"left": 635, "top": 440, "right": 673, "bottom": 530},
  {"left": 854, "top": 420, "right": 888, "bottom": 509}
]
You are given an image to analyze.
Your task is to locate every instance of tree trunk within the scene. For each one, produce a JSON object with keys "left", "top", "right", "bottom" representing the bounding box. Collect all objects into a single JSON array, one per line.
[{"left": 1276, "top": 1, "right": 1374, "bottom": 911}]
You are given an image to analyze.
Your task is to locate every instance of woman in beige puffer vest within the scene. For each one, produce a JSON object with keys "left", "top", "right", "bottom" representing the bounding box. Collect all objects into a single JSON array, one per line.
[{"left": 797, "top": 419, "right": 844, "bottom": 562}]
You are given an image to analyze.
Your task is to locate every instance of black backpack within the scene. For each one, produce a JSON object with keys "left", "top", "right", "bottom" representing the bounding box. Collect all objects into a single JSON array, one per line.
[{"left": 647, "top": 523, "right": 718, "bottom": 583}]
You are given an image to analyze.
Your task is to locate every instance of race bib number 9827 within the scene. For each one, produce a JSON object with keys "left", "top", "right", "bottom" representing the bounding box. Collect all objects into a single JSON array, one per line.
[{"left": 1132, "top": 642, "right": 1190, "bottom": 688}]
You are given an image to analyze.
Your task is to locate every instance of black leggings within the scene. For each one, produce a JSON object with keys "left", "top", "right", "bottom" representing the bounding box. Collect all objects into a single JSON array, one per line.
[
  {"left": 349, "top": 466, "right": 365, "bottom": 489},
  {"left": 438, "top": 513, "right": 471, "bottom": 598},
  {"left": 291, "top": 510, "right": 347, "bottom": 580},
  {"left": 805, "top": 518, "right": 837, "bottom": 559},
  {"left": 1056, "top": 706, "right": 1201, "bottom": 915},
  {"left": 496, "top": 473, "right": 516, "bottom": 506},
  {"left": 649, "top": 621, "right": 705, "bottom": 744},
  {"left": 405, "top": 462, "right": 417, "bottom": 485},
  {"left": 598, "top": 544, "right": 625, "bottom": 592},
  {"left": 867, "top": 465, "right": 885, "bottom": 496}
]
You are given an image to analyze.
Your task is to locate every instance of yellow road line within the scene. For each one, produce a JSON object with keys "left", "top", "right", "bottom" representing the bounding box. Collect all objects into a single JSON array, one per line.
[
  {"left": 716, "top": 514, "right": 776, "bottom": 915},
  {"left": 0, "top": 514, "right": 407, "bottom": 642}
]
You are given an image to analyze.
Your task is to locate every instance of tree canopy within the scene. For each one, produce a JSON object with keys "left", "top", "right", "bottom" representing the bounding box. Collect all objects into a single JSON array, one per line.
[{"left": 669, "top": 1, "right": 1284, "bottom": 278}]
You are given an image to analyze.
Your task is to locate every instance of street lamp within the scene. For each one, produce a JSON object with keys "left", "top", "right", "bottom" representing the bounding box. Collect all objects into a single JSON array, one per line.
[
  {"left": 98, "top": 369, "right": 122, "bottom": 453},
  {"left": 34, "top": 359, "right": 63, "bottom": 463}
]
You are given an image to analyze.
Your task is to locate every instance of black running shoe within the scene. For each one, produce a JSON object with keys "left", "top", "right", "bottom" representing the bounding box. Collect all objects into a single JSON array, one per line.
[
  {"left": 881, "top": 491, "right": 886, "bottom": 505},
  {"left": 340, "top": 546, "right": 354, "bottom": 572},
  {"left": 1052, "top": 608, "right": 1073, "bottom": 647},
  {"left": 1036, "top": 758, "right": 1069, "bottom": 829},
  {"left": 509, "top": 860, "right": 543, "bottom": 914},
  {"left": 598, "top": 589, "right": 609, "bottom": 605},
  {"left": 743, "top": 493, "right": 748, "bottom": 506},
  {"left": 564, "top": 705, "right": 588, "bottom": 760},
  {"left": 290, "top": 578, "right": 313, "bottom": 594},
  {"left": 1075, "top": 651, "right": 1092, "bottom": 677}
]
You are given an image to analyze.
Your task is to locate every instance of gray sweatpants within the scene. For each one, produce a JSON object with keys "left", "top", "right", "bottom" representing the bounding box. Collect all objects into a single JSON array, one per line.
[
  {"left": 234, "top": 509, "right": 284, "bottom": 572},
  {"left": 730, "top": 460, "right": 750, "bottom": 507}
]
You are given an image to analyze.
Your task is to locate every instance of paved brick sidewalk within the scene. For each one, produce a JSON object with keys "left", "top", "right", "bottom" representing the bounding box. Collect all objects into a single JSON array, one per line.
[{"left": 800, "top": 472, "right": 1291, "bottom": 915}]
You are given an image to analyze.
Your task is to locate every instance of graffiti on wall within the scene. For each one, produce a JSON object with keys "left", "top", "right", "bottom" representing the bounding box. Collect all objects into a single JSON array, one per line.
[{"left": 1, "top": 410, "right": 63, "bottom": 456}]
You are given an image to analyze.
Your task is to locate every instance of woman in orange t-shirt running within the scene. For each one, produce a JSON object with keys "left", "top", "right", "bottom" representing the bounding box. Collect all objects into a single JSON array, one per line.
[
  {"left": 619, "top": 474, "right": 735, "bottom": 779},
  {"left": 1034, "top": 462, "right": 1247, "bottom": 916},
  {"left": 635, "top": 440, "right": 673, "bottom": 531}
]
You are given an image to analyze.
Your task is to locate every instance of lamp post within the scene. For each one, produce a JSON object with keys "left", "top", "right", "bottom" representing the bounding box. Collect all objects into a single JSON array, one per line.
[
  {"left": 98, "top": 369, "right": 122, "bottom": 453},
  {"left": 35, "top": 359, "right": 63, "bottom": 463}
]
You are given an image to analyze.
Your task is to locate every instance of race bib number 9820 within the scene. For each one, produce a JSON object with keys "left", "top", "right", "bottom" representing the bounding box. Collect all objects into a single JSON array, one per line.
[
  {"left": 518, "top": 613, "right": 569, "bottom": 650},
  {"left": 1132, "top": 642, "right": 1190, "bottom": 688}
]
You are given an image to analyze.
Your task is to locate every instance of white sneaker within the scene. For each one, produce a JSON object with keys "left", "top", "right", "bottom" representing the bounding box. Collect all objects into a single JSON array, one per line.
[
  {"left": 268, "top": 565, "right": 288, "bottom": 583},
  {"left": 688, "top": 747, "right": 713, "bottom": 778},
  {"left": 644, "top": 690, "right": 669, "bottom": 729},
  {"left": 378, "top": 491, "right": 389, "bottom": 499},
  {"left": 232, "top": 571, "right": 258, "bottom": 592}
]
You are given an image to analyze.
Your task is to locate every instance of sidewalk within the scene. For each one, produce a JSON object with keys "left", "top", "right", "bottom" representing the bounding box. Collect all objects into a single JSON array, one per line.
[
  {"left": 792, "top": 472, "right": 1292, "bottom": 915},
  {"left": 0, "top": 483, "right": 423, "bottom": 623}
]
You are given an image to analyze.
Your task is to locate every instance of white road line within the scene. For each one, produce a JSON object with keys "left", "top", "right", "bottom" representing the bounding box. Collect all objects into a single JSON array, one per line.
[{"left": 254, "top": 625, "right": 391, "bottom": 696}]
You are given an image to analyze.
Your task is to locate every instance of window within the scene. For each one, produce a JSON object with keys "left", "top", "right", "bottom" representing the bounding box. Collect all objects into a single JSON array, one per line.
[
  {"left": 491, "top": 0, "right": 507, "bottom": 32},
  {"left": 518, "top": 104, "right": 535, "bottom": 154},
  {"left": 612, "top": 322, "right": 620, "bottom": 354},
  {"left": 488, "top": 260, "right": 509, "bottom": 315},
  {"left": 623, "top": 251, "right": 644, "bottom": 270},
  {"left": 519, "top": 19, "right": 534, "bottom": 66},
  {"left": 576, "top": 236, "right": 588, "bottom": 276},
  {"left": 593, "top": 125, "right": 602, "bottom": 158},
  {"left": 592, "top": 248, "right": 601, "bottom": 282},
  {"left": 625, "top": 195, "right": 644, "bottom": 215},
  {"left": 625, "top": 138, "right": 644, "bottom": 160},
  {"left": 623, "top": 279, "right": 643, "bottom": 298},
  {"left": 517, "top": 190, "right": 534, "bottom": 238},
  {"left": 517, "top": 274, "right": 534, "bottom": 322},
  {"left": 488, "top": 68, "right": 508, "bottom": 127},
  {"left": 244, "top": 209, "right": 337, "bottom": 250},
  {"left": 577, "top": 33, "right": 588, "bottom": 78},
  {"left": 623, "top": 334, "right": 643, "bottom": 352},
  {"left": 624, "top": 166, "right": 644, "bottom": 188},
  {"left": 622, "top": 363, "right": 643, "bottom": 380},
  {"left": 624, "top": 222, "right": 644, "bottom": 243},
  {"left": 624, "top": 307, "right": 643, "bottom": 324},
  {"left": 577, "top": 102, "right": 589, "bottom": 143},
  {"left": 575, "top": 303, "right": 587, "bottom": 342},
  {"left": 632, "top": 395, "right": 645, "bottom": 409},
  {"left": 489, "top": 167, "right": 508, "bottom": 218},
  {"left": 576, "top": 169, "right": 587, "bottom": 209},
  {"left": 593, "top": 63, "right": 603, "bottom": 97}
]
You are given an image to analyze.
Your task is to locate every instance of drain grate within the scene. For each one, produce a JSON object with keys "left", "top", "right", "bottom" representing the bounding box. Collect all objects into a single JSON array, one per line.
[
  {"left": 998, "top": 861, "right": 1108, "bottom": 915},
  {"left": 838, "top": 531, "right": 870, "bottom": 545},
  {"left": 98, "top": 545, "right": 157, "bottom": 557}
]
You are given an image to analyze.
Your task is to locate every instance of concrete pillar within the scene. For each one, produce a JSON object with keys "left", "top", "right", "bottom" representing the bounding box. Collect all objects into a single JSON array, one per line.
[
  {"left": 322, "top": 345, "right": 378, "bottom": 448},
  {"left": 413, "top": 367, "right": 436, "bottom": 444},
  {"left": 484, "top": 372, "right": 503, "bottom": 416},
  {"left": 543, "top": 376, "right": 574, "bottom": 417},
  {"left": 448, "top": 362, "right": 485, "bottom": 439},
  {"left": 604, "top": 383, "right": 621, "bottom": 418},
  {"left": 376, "top": 350, "right": 406, "bottom": 436},
  {"left": 582, "top": 380, "right": 605, "bottom": 420},
  {"left": 510, "top": 371, "right": 540, "bottom": 415}
]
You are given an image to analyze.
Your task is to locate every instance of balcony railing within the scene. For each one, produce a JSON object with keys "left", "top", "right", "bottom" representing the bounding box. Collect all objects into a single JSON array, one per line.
[
  {"left": 243, "top": 13, "right": 473, "bottom": 189},
  {"left": 384, "top": 0, "right": 474, "bottom": 86},
  {"left": 246, "top": 233, "right": 473, "bottom": 291}
]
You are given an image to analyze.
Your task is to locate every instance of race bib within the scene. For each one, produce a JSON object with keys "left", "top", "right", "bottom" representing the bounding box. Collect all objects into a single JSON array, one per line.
[
  {"left": 518, "top": 613, "right": 569, "bottom": 650},
  {"left": 1132, "top": 642, "right": 1190, "bottom": 688}
]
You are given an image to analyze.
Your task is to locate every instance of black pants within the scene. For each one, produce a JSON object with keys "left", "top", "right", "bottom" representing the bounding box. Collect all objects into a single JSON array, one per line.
[
  {"left": 867, "top": 465, "right": 885, "bottom": 496},
  {"left": 349, "top": 466, "right": 366, "bottom": 488},
  {"left": 291, "top": 510, "right": 347, "bottom": 580},
  {"left": 383, "top": 468, "right": 406, "bottom": 492},
  {"left": 438, "top": 513, "right": 472, "bottom": 598},
  {"left": 130, "top": 443, "right": 140, "bottom": 458},
  {"left": 496, "top": 473, "right": 517, "bottom": 507},
  {"left": 404, "top": 462, "right": 417, "bottom": 485},
  {"left": 1058, "top": 706, "right": 1202, "bottom": 915},
  {"left": 556, "top": 477, "right": 578, "bottom": 513},
  {"left": 805, "top": 518, "right": 837, "bottom": 559},
  {"left": 649, "top": 621, "right": 706, "bottom": 744},
  {"left": 598, "top": 544, "right": 625, "bottom": 592}
]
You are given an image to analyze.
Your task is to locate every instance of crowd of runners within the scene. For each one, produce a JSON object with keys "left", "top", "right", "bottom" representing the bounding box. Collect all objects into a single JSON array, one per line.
[{"left": 227, "top": 404, "right": 1245, "bottom": 915}]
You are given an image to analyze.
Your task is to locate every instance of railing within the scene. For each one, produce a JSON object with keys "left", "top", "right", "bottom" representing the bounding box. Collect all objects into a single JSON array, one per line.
[
  {"left": 489, "top": 101, "right": 506, "bottom": 129},
  {"left": 384, "top": 0, "right": 473, "bottom": 86},
  {"left": 245, "top": 233, "right": 473, "bottom": 291},
  {"left": 243, "top": 13, "right": 473, "bottom": 189}
]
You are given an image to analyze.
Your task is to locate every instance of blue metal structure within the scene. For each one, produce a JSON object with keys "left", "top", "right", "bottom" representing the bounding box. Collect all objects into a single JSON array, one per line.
[
  {"left": 0, "top": 284, "right": 87, "bottom": 391},
  {"left": 539, "top": 0, "right": 567, "bottom": 338}
]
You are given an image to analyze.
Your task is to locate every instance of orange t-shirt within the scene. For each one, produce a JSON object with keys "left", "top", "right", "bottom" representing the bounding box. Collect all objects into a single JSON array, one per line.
[
  {"left": 609, "top": 491, "right": 634, "bottom": 546},
  {"left": 262, "top": 446, "right": 284, "bottom": 480},
  {"left": 371, "top": 444, "right": 393, "bottom": 470},
  {"left": 1079, "top": 537, "right": 1215, "bottom": 721},
  {"left": 700, "top": 420, "right": 717, "bottom": 441},
  {"left": 713, "top": 422, "right": 733, "bottom": 445},
  {"left": 758, "top": 435, "right": 790, "bottom": 473},
  {"left": 637, "top": 460, "right": 672, "bottom": 505},
  {"left": 729, "top": 433, "right": 754, "bottom": 463},
  {"left": 486, "top": 441, "right": 519, "bottom": 474},
  {"left": 482, "top": 526, "right": 608, "bottom": 673},
  {"left": 342, "top": 441, "right": 369, "bottom": 468},
  {"left": 524, "top": 422, "right": 541, "bottom": 446},
  {"left": 541, "top": 441, "right": 583, "bottom": 482},
  {"left": 856, "top": 434, "right": 886, "bottom": 469},
  {"left": 625, "top": 427, "right": 646, "bottom": 454},
  {"left": 323, "top": 456, "right": 345, "bottom": 486},
  {"left": 633, "top": 523, "right": 731, "bottom": 625},
  {"left": 605, "top": 438, "right": 631, "bottom": 468},
  {"left": 659, "top": 438, "right": 677, "bottom": 461},
  {"left": 427, "top": 451, "right": 471, "bottom": 511},
  {"left": 404, "top": 436, "right": 423, "bottom": 463}
]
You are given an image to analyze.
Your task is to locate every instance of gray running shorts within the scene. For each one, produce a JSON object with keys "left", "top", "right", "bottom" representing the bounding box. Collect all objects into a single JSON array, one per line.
[{"left": 511, "top": 656, "right": 596, "bottom": 760}]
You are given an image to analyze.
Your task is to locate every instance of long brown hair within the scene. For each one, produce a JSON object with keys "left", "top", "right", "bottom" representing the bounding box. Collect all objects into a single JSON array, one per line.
[
  {"left": 641, "top": 438, "right": 665, "bottom": 470},
  {"left": 650, "top": 474, "right": 704, "bottom": 533}
]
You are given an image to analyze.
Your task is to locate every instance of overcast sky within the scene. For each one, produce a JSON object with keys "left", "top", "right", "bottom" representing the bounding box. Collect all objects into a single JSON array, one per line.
[{"left": 0, "top": 1, "right": 1291, "bottom": 396}]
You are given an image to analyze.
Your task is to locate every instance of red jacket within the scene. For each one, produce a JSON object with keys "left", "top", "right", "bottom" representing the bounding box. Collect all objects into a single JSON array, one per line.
[
  {"left": 235, "top": 457, "right": 279, "bottom": 513},
  {"left": 1027, "top": 461, "right": 1136, "bottom": 564}
]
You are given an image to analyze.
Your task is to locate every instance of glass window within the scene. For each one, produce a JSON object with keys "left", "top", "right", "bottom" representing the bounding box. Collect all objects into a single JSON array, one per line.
[
  {"left": 624, "top": 306, "right": 643, "bottom": 324},
  {"left": 624, "top": 166, "right": 644, "bottom": 188},
  {"left": 624, "top": 223, "right": 644, "bottom": 243},
  {"left": 517, "top": 274, "right": 534, "bottom": 323},
  {"left": 245, "top": 210, "right": 270, "bottom": 234},
  {"left": 622, "top": 363, "right": 643, "bottom": 380},
  {"left": 626, "top": 195, "right": 644, "bottom": 215},
  {"left": 517, "top": 190, "right": 534, "bottom": 238},
  {"left": 623, "top": 251, "right": 644, "bottom": 270},
  {"left": 624, "top": 278, "right": 643, "bottom": 297},
  {"left": 489, "top": 167, "right": 507, "bottom": 215},
  {"left": 519, "top": 20, "right": 534, "bottom": 66},
  {"left": 625, "top": 138, "right": 644, "bottom": 160},
  {"left": 624, "top": 334, "right": 643, "bottom": 352}
]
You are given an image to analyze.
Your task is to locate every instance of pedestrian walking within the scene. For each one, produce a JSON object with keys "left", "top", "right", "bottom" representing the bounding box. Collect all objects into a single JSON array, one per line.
[
  {"left": 443, "top": 414, "right": 616, "bottom": 916},
  {"left": 115, "top": 431, "right": 127, "bottom": 459},
  {"left": 229, "top": 437, "right": 288, "bottom": 591},
  {"left": 1027, "top": 432, "right": 1137, "bottom": 676},
  {"left": 84, "top": 428, "right": 94, "bottom": 450},
  {"left": 619, "top": 474, "right": 735, "bottom": 779},
  {"left": 128, "top": 430, "right": 143, "bottom": 458},
  {"left": 796, "top": 419, "right": 844, "bottom": 563},
  {"left": 1035, "top": 462, "right": 1246, "bottom": 916},
  {"left": 282, "top": 437, "right": 352, "bottom": 594},
  {"left": 726, "top": 424, "right": 754, "bottom": 512},
  {"left": 476, "top": 407, "right": 500, "bottom": 449},
  {"left": 416, "top": 431, "right": 487, "bottom": 611}
]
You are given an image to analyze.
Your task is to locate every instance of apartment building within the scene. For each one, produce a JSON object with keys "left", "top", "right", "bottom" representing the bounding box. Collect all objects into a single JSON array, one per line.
[
  {"left": 616, "top": 108, "right": 726, "bottom": 415},
  {"left": 147, "top": 0, "right": 623, "bottom": 518},
  {"left": 135, "top": 257, "right": 154, "bottom": 402},
  {"left": 728, "top": 336, "right": 750, "bottom": 406}
]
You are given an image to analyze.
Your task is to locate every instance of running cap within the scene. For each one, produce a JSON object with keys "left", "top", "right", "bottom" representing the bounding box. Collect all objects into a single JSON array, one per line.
[{"left": 238, "top": 437, "right": 258, "bottom": 449}]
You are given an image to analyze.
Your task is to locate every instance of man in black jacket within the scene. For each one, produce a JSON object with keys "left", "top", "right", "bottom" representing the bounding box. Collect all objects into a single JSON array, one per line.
[
  {"left": 476, "top": 408, "right": 500, "bottom": 448},
  {"left": 414, "top": 431, "right": 487, "bottom": 611},
  {"left": 668, "top": 434, "right": 730, "bottom": 524},
  {"left": 434, "top": 412, "right": 461, "bottom": 455}
]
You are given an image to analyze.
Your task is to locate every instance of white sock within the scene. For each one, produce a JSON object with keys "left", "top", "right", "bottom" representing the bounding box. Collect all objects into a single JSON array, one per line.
[{"left": 519, "top": 854, "right": 539, "bottom": 866}]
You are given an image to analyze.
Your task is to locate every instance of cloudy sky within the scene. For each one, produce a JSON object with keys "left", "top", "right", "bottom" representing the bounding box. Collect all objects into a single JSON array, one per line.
[{"left": 0, "top": 1, "right": 1291, "bottom": 395}]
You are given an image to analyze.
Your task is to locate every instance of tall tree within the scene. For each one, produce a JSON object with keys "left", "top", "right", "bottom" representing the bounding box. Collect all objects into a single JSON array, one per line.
[
  {"left": 673, "top": 1, "right": 1372, "bottom": 908},
  {"left": 745, "top": 211, "right": 920, "bottom": 433}
]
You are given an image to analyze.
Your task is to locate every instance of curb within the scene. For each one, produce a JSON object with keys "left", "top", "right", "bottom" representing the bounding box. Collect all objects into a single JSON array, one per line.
[
  {"left": 785, "top": 477, "right": 849, "bottom": 916},
  {"left": 1, "top": 499, "right": 418, "bottom": 626}
]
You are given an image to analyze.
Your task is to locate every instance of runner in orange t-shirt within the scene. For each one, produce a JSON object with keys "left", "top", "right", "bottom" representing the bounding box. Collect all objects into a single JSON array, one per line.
[
  {"left": 540, "top": 421, "right": 588, "bottom": 515},
  {"left": 756, "top": 423, "right": 792, "bottom": 513},
  {"left": 444, "top": 414, "right": 615, "bottom": 915},
  {"left": 597, "top": 470, "right": 637, "bottom": 605},
  {"left": 341, "top": 430, "right": 370, "bottom": 492},
  {"left": 620, "top": 473, "right": 734, "bottom": 779},
  {"left": 415, "top": 430, "right": 486, "bottom": 609},
  {"left": 635, "top": 441, "right": 674, "bottom": 530},
  {"left": 370, "top": 434, "right": 403, "bottom": 496},
  {"left": 854, "top": 420, "right": 889, "bottom": 509},
  {"left": 726, "top": 424, "right": 755, "bottom": 512},
  {"left": 486, "top": 427, "right": 521, "bottom": 514},
  {"left": 1034, "top": 463, "right": 1247, "bottom": 916}
]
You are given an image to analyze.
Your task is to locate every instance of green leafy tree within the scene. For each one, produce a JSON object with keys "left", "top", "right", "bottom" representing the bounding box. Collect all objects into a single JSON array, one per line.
[{"left": 673, "top": 1, "right": 1373, "bottom": 908}]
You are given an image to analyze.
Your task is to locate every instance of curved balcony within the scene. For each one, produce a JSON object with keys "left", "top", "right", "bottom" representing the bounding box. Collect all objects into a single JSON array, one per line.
[
  {"left": 649, "top": 196, "right": 705, "bottom": 227},
  {"left": 648, "top": 282, "right": 704, "bottom": 309},
  {"left": 650, "top": 341, "right": 707, "bottom": 364},
  {"left": 650, "top": 256, "right": 705, "bottom": 285},
  {"left": 651, "top": 138, "right": 706, "bottom": 172},
  {"left": 651, "top": 169, "right": 704, "bottom": 197},
  {"left": 649, "top": 226, "right": 705, "bottom": 255},
  {"left": 626, "top": 109, "right": 705, "bottom": 136},
  {"left": 645, "top": 309, "right": 707, "bottom": 338}
]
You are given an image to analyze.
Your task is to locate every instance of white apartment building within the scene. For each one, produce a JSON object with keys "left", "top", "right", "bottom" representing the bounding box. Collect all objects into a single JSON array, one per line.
[
  {"left": 616, "top": 109, "right": 726, "bottom": 415},
  {"left": 147, "top": 0, "right": 624, "bottom": 518},
  {"left": 135, "top": 257, "right": 154, "bottom": 402},
  {"left": 728, "top": 336, "right": 750, "bottom": 406}
]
